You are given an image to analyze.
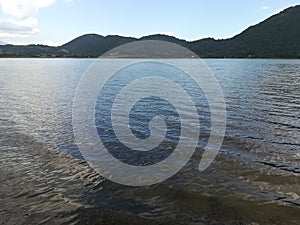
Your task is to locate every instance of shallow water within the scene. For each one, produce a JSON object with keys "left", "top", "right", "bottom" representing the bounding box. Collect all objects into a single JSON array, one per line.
[{"left": 0, "top": 58, "right": 299, "bottom": 224}]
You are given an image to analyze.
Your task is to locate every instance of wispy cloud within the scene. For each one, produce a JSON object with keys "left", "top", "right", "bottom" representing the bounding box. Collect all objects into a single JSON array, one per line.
[
  {"left": 0, "top": 0, "right": 58, "bottom": 38},
  {"left": 0, "top": 0, "right": 57, "bottom": 18},
  {"left": 261, "top": 6, "right": 270, "bottom": 10},
  {"left": 0, "top": 18, "right": 38, "bottom": 38}
]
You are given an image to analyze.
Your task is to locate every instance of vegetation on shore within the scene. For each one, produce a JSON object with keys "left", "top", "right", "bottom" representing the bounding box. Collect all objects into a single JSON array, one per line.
[{"left": 0, "top": 5, "right": 299, "bottom": 58}]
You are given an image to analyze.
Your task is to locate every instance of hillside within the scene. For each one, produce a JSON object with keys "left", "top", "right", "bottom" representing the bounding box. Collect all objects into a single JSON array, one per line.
[
  {"left": 61, "top": 34, "right": 137, "bottom": 57},
  {"left": 0, "top": 5, "right": 299, "bottom": 58},
  {"left": 220, "top": 5, "right": 300, "bottom": 58}
]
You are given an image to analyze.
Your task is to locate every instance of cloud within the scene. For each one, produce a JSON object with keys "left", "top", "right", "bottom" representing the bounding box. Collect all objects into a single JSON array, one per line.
[
  {"left": 0, "top": 18, "right": 38, "bottom": 37},
  {"left": 261, "top": 6, "right": 270, "bottom": 10},
  {"left": 0, "top": 0, "right": 57, "bottom": 18},
  {"left": 0, "top": 0, "right": 58, "bottom": 38}
]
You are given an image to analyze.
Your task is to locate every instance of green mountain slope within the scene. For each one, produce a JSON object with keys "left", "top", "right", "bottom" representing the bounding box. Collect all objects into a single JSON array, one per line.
[
  {"left": 0, "top": 5, "right": 299, "bottom": 58},
  {"left": 189, "top": 5, "right": 300, "bottom": 58},
  {"left": 61, "top": 34, "right": 137, "bottom": 57},
  {"left": 226, "top": 5, "right": 300, "bottom": 58}
]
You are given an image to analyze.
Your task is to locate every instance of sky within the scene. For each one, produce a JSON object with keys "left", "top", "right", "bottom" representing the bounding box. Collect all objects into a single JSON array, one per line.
[{"left": 0, "top": 0, "right": 299, "bottom": 46}]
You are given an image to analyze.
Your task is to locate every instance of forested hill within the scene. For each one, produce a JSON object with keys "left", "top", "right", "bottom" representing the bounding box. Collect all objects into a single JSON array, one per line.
[
  {"left": 190, "top": 4, "right": 300, "bottom": 58},
  {"left": 0, "top": 5, "right": 299, "bottom": 58}
]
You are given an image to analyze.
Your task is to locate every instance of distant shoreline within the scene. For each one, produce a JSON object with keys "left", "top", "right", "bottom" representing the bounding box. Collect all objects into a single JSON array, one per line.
[
  {"left": 0, "top": 56, "right": 299, "bottom": 59},
  {"left": 1, "top": 5, "right": 300, "bottom": 59}
]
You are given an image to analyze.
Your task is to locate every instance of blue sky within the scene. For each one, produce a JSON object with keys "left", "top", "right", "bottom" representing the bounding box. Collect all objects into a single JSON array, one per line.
[{"left": 0, "top": 0, "right": 299, "bottom": 46}]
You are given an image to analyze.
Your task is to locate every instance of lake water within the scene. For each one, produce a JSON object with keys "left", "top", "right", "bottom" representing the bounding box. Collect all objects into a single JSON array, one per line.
[{"left": 0, "top": 58, "right": 299, "bottom": 224}]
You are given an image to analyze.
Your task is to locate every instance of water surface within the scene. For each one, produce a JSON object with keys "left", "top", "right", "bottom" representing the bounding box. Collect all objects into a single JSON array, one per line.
[{"left": 0, "top": 58, "right": 299, "bottom": 224}]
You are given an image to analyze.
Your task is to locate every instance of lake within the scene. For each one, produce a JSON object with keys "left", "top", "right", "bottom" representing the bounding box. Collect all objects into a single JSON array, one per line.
[{"left": 0, "top": 58, "right": 299, "bottom": 224}]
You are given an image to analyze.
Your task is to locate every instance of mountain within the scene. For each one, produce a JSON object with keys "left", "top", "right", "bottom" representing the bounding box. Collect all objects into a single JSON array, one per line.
[
  {"left": 0, "top": 5, "right": 299, "bottom": 58},
  {"left": 61, "top": 34, "right": 137, "bottom": 57},
  {"left": 0, "top": 44, "right": 66, "bottom": 57},
  {"left": 230, "top": 5, "right": 300, "bottom": 58},
  {"left": 188, "top": 5, "right": 300, "bottom": 58},
  {"left": 139, "top": 34, "right": 187, "bottom": 46},
  {"left": 61, "top": 33, "right": 104, "bottom": 54}
]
